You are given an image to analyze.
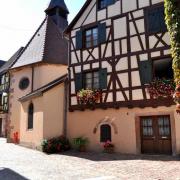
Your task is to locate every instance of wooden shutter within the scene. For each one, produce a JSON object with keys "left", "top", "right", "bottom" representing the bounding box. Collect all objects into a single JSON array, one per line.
[
  {"left": 99, "top": 68, "right": 107, "bottom": 89},
  {"left": 158, "top": 6, "right": 167, "bottom": 32},
  {"left": 98, "top": 23, "right": 106, "bottom": 44},
  {"left": 147, "top": 6, "right": 166, "bottom": 33},
  {"left": 139, "top": 60, "right": 152, "bottom": 85},
  {"left": 75, "top": 73, "right": 83, "bottom": 92},
  {"left": 76, "top": 30, "right": 83, "bottom": 50},
  {"left": 100, "top": 124, "right": 111, "bottom": 142}
]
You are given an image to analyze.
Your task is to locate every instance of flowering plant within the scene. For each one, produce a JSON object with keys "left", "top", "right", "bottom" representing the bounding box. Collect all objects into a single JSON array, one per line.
[
  {"left": 103, "top": 141, "right": 114, "bottom": 149},
  {"left": 174, "top": 84, "right": 180, "bottom": 114},
  {"left": 77, "top": 89, "right": 102, "bottom": 105},
  {"left": 147, "top": 79, "right": 175, "bottom": 99},
  {"left": 13, "top": 132, "right": 19, "bottom": 144},
  {"left": 41, "top": 135, "right": 71, "bottom": 154}
]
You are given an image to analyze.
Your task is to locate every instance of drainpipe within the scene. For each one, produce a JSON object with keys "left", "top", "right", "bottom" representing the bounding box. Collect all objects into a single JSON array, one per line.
[{"left": 63, "top": 78, "right": 68, "bottom": 137}]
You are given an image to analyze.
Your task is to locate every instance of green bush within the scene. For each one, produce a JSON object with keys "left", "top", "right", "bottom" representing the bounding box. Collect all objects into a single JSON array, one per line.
[{"left": 41, "top": 135, "right": 71, "bottom": 154}]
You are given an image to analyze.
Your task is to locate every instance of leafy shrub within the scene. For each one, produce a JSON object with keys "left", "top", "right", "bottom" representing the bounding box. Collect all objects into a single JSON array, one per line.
[
  {"left": 73, "top": 137, "right": 89, "bottom": 152},
  {"left": 41, "top": 135, "right": 71, "bottom": 154}
]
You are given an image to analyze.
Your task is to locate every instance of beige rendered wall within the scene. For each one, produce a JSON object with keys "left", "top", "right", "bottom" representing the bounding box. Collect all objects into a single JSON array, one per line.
[
  {"left": 33, "top": 64, "right": 67, "bottom": 90},
  {"left": 43, "top": 83, "right": 65, "bottom": 139},
  {"left": 9, "top": 63, "right": 67, "bottom": 142},
  {"left": 19, "top": 83, "right": 65, "bottom": 148},
  {"left": 67, "top": 105, "right": 180, "bottom": 154},
  {"left": 9, "top": 67, "right": 32, "bottom": 140},
  {"left": 20, "top": 98, "right": 43, "bottom": 148}
]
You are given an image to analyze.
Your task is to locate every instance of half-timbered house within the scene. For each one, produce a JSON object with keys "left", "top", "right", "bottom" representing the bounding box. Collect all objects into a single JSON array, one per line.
[{"left": 65, "top": 0, "right": 180, "bottom": 155}]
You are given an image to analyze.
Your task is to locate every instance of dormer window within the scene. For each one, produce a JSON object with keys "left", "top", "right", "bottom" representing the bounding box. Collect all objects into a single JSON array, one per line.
[{"left": 98, "top": 0, "right": 115, "bottom": 10}]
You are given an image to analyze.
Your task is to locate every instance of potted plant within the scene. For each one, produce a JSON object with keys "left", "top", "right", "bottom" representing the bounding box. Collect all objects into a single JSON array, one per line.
[
  {"left": 73, "top": 137, "right": 89, "bottom": 152},
  {"left": 103, "top": 141, "right": 115, "bottom": 153}
]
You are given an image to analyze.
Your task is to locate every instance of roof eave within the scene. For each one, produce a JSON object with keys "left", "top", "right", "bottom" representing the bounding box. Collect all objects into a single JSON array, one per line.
[{"left": 64, "top": 0, "right": 91, "bottom": 34}]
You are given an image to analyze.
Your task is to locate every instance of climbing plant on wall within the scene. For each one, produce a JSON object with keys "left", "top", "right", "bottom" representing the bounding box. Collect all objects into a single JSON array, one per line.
[{"left": 164, "top": 0, "right": 180, "bottom": 113}]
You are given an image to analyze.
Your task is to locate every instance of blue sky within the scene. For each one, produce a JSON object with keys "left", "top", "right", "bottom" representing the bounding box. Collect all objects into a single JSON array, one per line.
[{"left": 0, "top": 0, "right": 86, "bottom": 61}]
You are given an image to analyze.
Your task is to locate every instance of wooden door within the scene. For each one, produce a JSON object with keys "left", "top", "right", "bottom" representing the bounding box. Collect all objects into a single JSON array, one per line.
[{"left": 141, "top": 116, "right": 172, "bottom": 154}]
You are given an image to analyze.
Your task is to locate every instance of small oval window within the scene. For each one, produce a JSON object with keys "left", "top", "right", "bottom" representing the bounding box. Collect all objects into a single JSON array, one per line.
[{"left": 19, "top": 77, "right": 30, "bottom": 90}]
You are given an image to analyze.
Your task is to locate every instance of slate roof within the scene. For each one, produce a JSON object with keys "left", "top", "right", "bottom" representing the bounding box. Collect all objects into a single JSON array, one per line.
[
  {"left": 19, "top": 74, "right": 67, "bottom": 102},
  {"left": 0, "top": 47, "right": 24, "bottom": 75},
  {"left": 12, "top": 16, "right": 68, "bottom": 69},
  {"left": 0, "top": 60, "right": 5, "bottom": 67},
  {"left": 45, "top": 0, "right": 69, "bottom": 14}
]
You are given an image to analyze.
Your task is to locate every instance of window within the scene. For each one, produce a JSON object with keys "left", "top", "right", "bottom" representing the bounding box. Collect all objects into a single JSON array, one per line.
[
  {"left": 139, "top": 58, "right": 173, "bottom": 85},
  {"left": 19, "top": 77, "right": 30, "bottom": 90},
  {"left": 85, "top": 28, "right": 98, "bottom": 48},
  {"left": 2, "top": 93, "right": 8, "bottom": 112},
  {"left": 75, "top": 69, "right": 107, "bottom": 92},
  {"left": 76, "top": 23, "right": 106, "bottom": 50},
  {"left": 84, "top": 71, "right": 99, "bottom": 89},
  {"left": 98, "top": 0, "right": 115, "bottom": 9},
  {"left": 146, "top": 5, "right": 167, "bottom": 34},
  {"left": 100, "top": 124, "right": 111, "bottom": 142},
  {"left": 28, "top": 103, "right": 34, "bottom": 130},
  {"left": 0, "top": 73, "right": 9, "bottom": 91},
  {"left": 153, "top": 58, "right": 173, "bottom": 79},
  {"left": 142, "top": 118, "right": 153, "bottom": 136}
]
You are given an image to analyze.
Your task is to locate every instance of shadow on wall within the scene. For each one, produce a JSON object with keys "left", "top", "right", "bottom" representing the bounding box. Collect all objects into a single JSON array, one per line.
[
  {"left": 0, "top": 168, "right": 29, "bottom": 180},
  {"left": 60, "top": 151, "right": 180, "bottom": 162}
]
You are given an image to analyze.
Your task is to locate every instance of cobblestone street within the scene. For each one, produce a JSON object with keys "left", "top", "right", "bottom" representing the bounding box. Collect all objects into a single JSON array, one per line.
[{"left": 0, "top": 138, "right": 180, "bottom": 180}]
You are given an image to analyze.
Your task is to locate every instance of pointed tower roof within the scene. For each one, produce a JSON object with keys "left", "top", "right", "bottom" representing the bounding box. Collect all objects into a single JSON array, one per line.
[
  {"left": 45, "top": 0, "right": 69, "bottom": 14},
  {"left": 11, "top": 16, "right": 68, "bottom": 69}
]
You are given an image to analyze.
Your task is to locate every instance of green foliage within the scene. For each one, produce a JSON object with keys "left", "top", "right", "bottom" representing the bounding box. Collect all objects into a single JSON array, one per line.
[
  {"left": 41, "top": 135, "right": 71, "bottom": 154},
  {"left": 73, "top": 137, "right": 89, "bottom": 148},
  {"left": 164, "top": 0, "right": 180, "bottom": 83}
]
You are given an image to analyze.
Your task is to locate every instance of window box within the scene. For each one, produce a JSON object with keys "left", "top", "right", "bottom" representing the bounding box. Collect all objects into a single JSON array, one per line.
[
  {"left": 77, "top": 89, "right": 103, "bottom": 105},
  {"left": 147, "top": 79, "right": 175, "bottom": 99}
]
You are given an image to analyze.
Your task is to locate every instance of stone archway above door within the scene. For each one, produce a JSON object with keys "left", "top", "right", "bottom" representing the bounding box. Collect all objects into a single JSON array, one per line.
[{"left": 93, "top": 116, "right": 118, "bottom": 134}]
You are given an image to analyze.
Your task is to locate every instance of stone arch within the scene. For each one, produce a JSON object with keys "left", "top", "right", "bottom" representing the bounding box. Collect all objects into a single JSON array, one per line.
[{"left": 93, "top": 116, "right": 118, "bottom": 134}]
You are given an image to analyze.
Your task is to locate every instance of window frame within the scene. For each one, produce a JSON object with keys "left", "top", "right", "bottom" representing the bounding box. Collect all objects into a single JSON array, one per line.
[
  {"left": 83, "top": 26, "right": 98, "bottom": 49},
  {"left": 27, "top": 103, "right": 34, "bottom": 130},
  {"left": 100, "top": 124, "right": 112, "bottom": 142},
  {"left": 152, "top": 57, "right": 173, "bottom": 80},
  {"left": 83, "top": 69, "right": 100, "bottom": 90},
  {"left": 145, "top": 4, "right": 167, "bottom": 35},
  {"left": 98, "top": 0, "right": 115, "bottom": 10},
  {"left": 19, "top": 77, "right": 30, "bottom": 90}
]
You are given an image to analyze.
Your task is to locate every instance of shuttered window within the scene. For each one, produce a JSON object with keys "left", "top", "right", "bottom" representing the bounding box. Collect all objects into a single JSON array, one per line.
[
  {"left": 74, "top": 69, "right": 107, "bottom": 92},
  {"left": 28, "top": 103, "right": 34, "bottom": 130},
  {"left": 100, "top": 124, "right": 111, "bottom": 142},
  {"left": 139, "top": 60, "right": 152, "bottom": 85},
  {"left": 98, "top": 0, "right": 115, "bottom": 9},
  {"left": 147, "top": 5, "right": 167, "bottom": 34},
  {"left": 75, "top": 23, "right": 106, "bottom": 49}
]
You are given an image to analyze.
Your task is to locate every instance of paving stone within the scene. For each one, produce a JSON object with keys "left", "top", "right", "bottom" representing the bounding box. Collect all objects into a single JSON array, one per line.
[{"left": 0, "top": 138, "right": 180, "bottom": 180}]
